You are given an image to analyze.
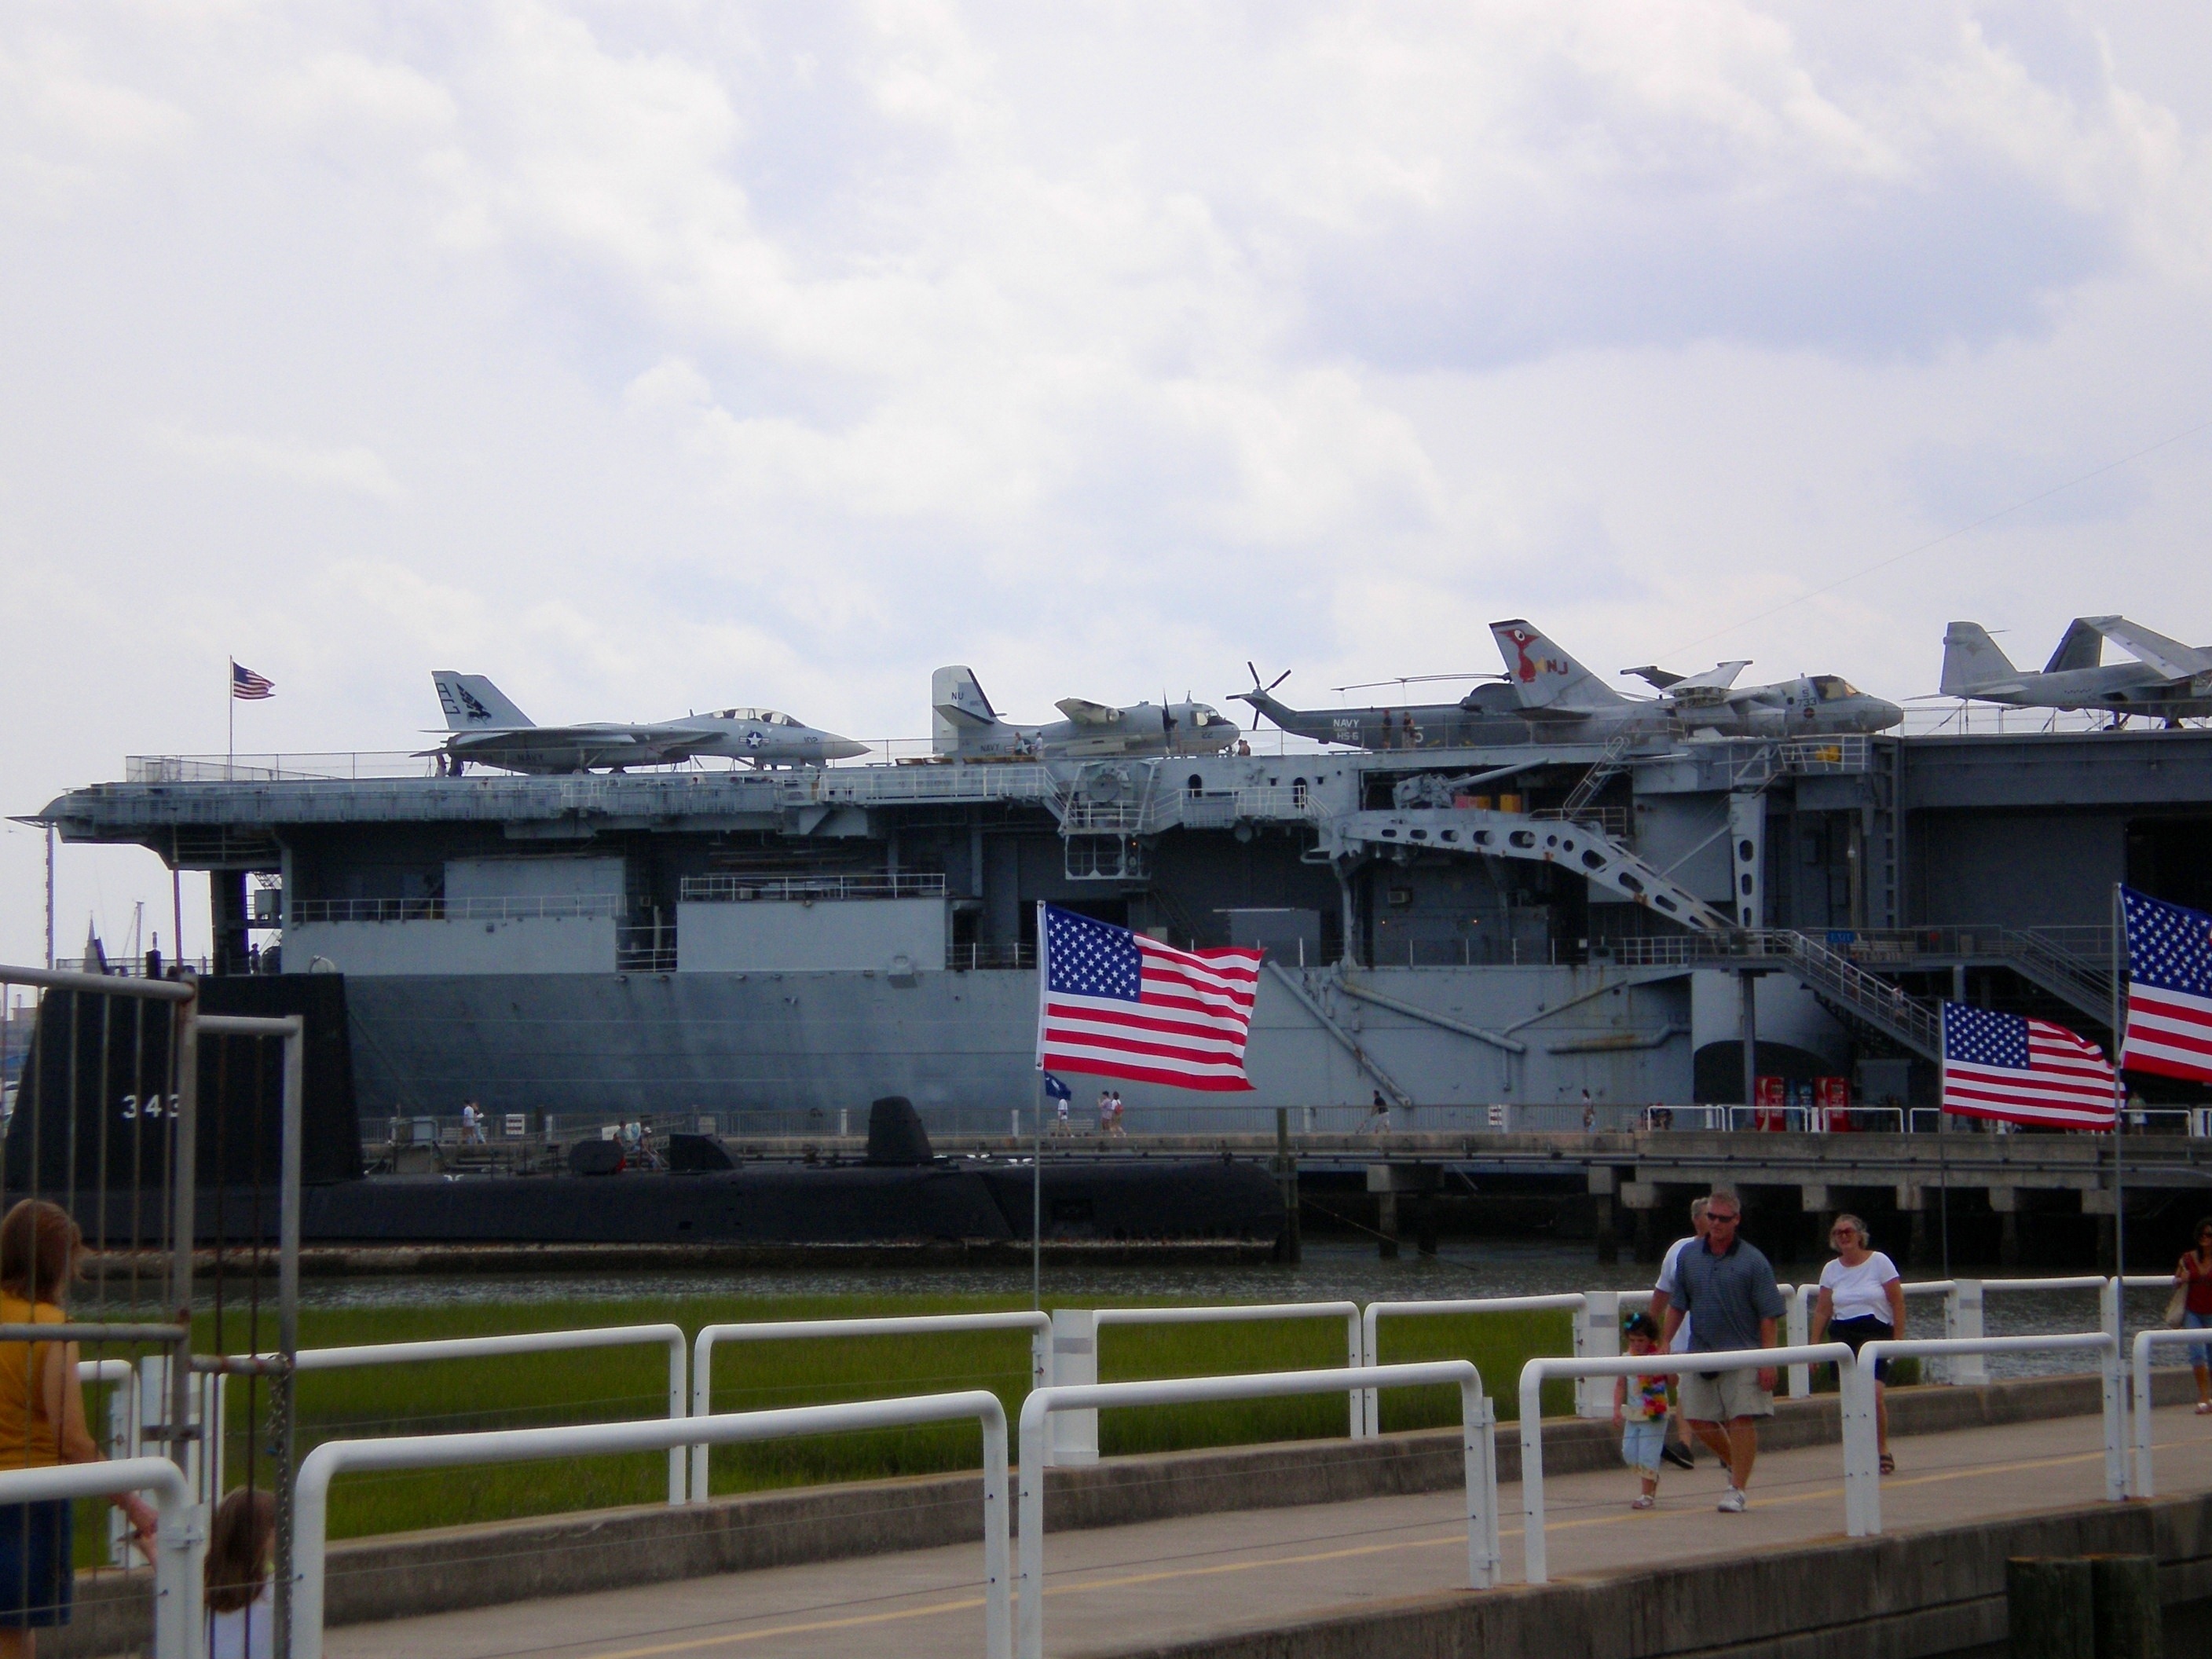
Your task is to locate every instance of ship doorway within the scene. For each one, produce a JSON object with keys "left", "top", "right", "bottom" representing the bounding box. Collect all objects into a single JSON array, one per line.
[{"left": 2128, "top": 817, "right": 2212, "bottom": 913}]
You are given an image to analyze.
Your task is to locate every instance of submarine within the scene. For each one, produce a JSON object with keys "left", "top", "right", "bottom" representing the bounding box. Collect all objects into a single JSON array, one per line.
[{"left": 2, "top": 981, "right": 1285, "bottom": 1250}]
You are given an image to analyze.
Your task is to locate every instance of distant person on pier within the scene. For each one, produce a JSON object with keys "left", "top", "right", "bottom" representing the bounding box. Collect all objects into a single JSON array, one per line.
[
  {"left": 1810, "top": 1214, "right": 1906, "bottom": 1473},
  {"left": 1646, "top": 1196, "right": 1709, "bottom": 1471},
  {"left": 2173, "top": 1218, "right": 2212, "bottom": 1414},
  {"left": 1661, "top": 1187, "right": 1785, "bottom": 1513},
  {"left": 1108, "top": 1091, "right": 1126, "bottom": 1137},
  {"left": 1096, "top": 1090, "right": 1111, "bottom": 1133},
  {"left": 1359, "top": 1090, "right": 1390, "bottom": 1134},
  {"left": 0, "top": 1200, "right": 159, "bottom": 1654}
]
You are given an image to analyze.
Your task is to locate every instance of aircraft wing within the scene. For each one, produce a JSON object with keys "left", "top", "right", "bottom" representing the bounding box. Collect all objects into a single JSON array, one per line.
[
  {"left": 2082, "top": 617, "right": 2212, "bottom": 683},
  {"left": 1054, "top": 698, "right": 1126, "bottom": 725},
  {"left": 1672, "top": 661, "right": 1752, "bottom": 694},
  {"left": 1621, "top": 665, "right": 1683, "bottom": 690}
]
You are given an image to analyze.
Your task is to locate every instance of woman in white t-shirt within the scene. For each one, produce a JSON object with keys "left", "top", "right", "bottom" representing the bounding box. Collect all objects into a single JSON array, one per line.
[{"left": 1811, "top": 1214, "right": 1906, "bottom": 1474}]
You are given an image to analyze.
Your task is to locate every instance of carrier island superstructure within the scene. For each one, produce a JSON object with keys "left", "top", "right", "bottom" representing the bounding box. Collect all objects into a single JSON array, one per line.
[{"left": 29, "top": 722, "right": 2212, "bottom": 1131}]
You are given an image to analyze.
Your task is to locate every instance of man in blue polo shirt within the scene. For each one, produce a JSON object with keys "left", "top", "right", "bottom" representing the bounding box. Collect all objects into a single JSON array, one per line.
[{"left": 1660, "top": 1185, "right": 1785, "bottom": 1513}]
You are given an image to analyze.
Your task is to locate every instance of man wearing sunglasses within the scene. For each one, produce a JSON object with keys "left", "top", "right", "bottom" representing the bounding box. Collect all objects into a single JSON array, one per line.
[{"left": 1659, "top": 1187, "right": 1785, "bottom": 1513}]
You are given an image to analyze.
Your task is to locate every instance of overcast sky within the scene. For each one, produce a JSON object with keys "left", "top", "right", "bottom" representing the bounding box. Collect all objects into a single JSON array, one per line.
[{"left": 5, "top": 1, "right": 2210, "bottom": 964}]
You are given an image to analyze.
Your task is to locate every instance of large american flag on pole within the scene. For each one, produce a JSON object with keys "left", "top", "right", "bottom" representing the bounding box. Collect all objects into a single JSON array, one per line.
[
  {"left": 2121, "top": 887, "right": 2212, "bottom": 1085},
  {"left": 1941, "top": 1002, "right": 2115, "bottom": 1130},
  {"left": 230, "top": 660, "right": 276, "bottom": 700},
  {"left": 1035, "top": 903, "right": 1263, "bottom": 1091}
]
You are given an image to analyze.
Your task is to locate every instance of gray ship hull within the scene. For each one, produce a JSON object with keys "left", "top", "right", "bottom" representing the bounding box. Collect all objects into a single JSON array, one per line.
[{"left": 343, "top": 964, "right": 1701, "bottom": 1127}]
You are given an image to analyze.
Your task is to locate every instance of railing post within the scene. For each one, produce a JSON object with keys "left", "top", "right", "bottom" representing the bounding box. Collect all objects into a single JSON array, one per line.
[
  {"left": 1946, "top": 1281, "right": 1987, "bottom": 1385},
  {"left": 1459, "top": 1381, "right": 1500, "bottom": 1590},
  {"left": 1049, "top": 1310, "right": 1098, "bottom": 1466},
  {"left": 1344, "top": 1309, "right": 1364, "bottom": 1438},
  {"left": 689, "top": 1331, "right": 716, "bottom": 1504},
  {"left": 2133, "top": 1331, "right": 2157, "bottom": 1499},
  {"left": 1358, "top": 1306, "right": 1379, "bottom": 1438},
  {"left": 1518, "top": 1364, "right": 1549, "bottom": 1584},
  {"left": 1576, "top": 1293, "right": 1615, "bottom": 1418},
  {"left": 1787, "top": 1287, "right": 1813, "bottom": 1398},
  {"left": 1838, "top": 1350, "right": 1878, "bottom": 1536},
  {"left": 2101, "top": 1334, "right": 2127, "bottom": 1503},
  {"left": 667, "top": 1332, "right": 687, "bottom": 1505}
]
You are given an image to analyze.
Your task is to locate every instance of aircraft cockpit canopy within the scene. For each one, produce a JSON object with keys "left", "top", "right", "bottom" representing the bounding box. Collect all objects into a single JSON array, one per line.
[
  {"left": 1811, "top": 677, "right": 1862, "bottom": 701},
  {"left": 713, "top": 708, "right": 800, "bottom": 724}
]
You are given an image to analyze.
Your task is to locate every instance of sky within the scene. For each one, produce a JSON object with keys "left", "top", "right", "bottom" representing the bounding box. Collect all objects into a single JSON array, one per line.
[{"left": 4, "top": 1, "right": 2210, "bottom": 965}]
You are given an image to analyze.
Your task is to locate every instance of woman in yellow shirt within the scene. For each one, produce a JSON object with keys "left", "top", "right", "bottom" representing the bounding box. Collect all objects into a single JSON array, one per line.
[{"left": 0, "top": 1200, "right": 158, "bottom": 1655}]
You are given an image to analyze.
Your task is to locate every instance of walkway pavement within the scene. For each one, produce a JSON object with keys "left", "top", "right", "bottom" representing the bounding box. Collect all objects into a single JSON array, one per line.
[{"left": 328, "top": 1403, "right": 2212, "bottom": 1659}]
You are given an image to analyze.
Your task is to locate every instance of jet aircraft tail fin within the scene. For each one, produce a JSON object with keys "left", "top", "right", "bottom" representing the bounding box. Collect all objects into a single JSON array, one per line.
[
  {"left": 1939, "top": 624, "right": 2020, "bottom": 696},
  {"left": 434, "top": 672, "right": 533, "bottom": 731},
  {"left": 1489, "top": 620, "right": 1629, "bottom": 711},
  {"left": 932, "top": 665, "right": 1000, "bottom": 753}
]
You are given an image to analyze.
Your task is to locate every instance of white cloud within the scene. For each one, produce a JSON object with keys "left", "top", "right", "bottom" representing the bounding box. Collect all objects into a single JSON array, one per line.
[{"left": 154, "top": 427, "right": 407, "bottom": 502}]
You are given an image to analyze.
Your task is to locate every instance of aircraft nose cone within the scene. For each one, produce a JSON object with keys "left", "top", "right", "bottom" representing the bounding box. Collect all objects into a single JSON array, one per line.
[
  {"left": 1865, "top": 701, "right": 1904, "bottom": 731},
  {"left": 823, "top": 737, "right": 872, "bottom": 760}
]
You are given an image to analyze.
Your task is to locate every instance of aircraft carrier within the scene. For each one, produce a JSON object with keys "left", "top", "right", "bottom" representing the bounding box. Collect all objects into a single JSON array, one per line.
[{"left": 27, "top": 716, "right": 2212, "bottom": 1138}]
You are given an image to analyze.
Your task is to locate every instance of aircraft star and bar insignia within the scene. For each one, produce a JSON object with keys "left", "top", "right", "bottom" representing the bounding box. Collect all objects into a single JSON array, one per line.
[
  {"left": 2121, "top": 887, "right": 2212, "bottom": 1086},
  {"left": 1939, "top": 1002, "right": 2115, "bottom": 1130},
  {"left": 1035, "top": 903, "right": 1263, "bottom": 1092}
]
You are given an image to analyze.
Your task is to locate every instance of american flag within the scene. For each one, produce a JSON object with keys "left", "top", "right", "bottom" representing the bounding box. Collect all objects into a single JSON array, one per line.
[
  {"left": 1941, "top": 1002, "right": 2115, "bottom": 1130},
  {"left": 2121, "top": 887, "right": 2212, "bottom": 1085},
  {"left": 231, "top": 661, "right": 276, "bottom": 701},
  {"left": 1035, "top": 903, "right": 1263, "bottom": 1092}
]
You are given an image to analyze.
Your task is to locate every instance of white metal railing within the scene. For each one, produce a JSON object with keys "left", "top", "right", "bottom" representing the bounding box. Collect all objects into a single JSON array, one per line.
[
  {"left": 2130, "top": 1326, "right": 2212, "bottom": 1499},
  {"left": 235, "top": 1324, "right": 690, "bottom": 1505},
  {"left": 1361, "top": 1295, "right": 1590, "bottom": 1437},
  {"left": 293, "top": 1393, "right": 1012, "bottom": 1659},
  {"left": 689, "top": 1312, "right": 1049, "bottom": 1502},
  {"left": 1045, "top": 1302, "right": 1364, "bottom": 1461},
  {"left": 1016, "top": 1363, "right": 1498, "bottom": 1659},
  {"left": 678, "top": 871, "right": 947, "bottom": 903},
  {"left": 0, "top": 1457, "right": 200, "bottom": 1658},
  {"left": 1518, "top": 1344, "right": 1853, "bottom": 1582},
  {"left": 1849, "top": 1334, "right": 2123, "bottom": 1530}
]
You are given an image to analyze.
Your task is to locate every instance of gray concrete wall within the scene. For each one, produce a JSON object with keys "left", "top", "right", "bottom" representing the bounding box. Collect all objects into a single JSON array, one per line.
[{"left": 1129, "top": 1490, "right": 2212, "bottom": 1659}]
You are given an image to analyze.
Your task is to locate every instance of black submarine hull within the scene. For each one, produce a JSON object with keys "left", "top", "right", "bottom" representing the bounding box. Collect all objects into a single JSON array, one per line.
[{"left": 22, "top": 1159, "right": 1284, "bottom": 1248}]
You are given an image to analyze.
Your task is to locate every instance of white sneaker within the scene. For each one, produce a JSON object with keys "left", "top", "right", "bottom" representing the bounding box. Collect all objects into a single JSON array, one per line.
[{"left": 1716, "top": 1486, "right": 1747, "bottom": 1514}]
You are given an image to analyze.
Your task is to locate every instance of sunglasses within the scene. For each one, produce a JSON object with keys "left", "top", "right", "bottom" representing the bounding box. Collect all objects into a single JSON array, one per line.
[{"left": 1707, "top": 1212, "right": 1741, "bottom": 1225}]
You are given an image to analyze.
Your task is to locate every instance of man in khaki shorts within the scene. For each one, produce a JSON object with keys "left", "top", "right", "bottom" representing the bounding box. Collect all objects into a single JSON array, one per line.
[{"left": 1659, "top": 1186, "right": 1784, "bottom": 1513}]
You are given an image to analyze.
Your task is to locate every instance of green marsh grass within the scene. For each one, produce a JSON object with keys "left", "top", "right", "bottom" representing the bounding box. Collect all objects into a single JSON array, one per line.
[{"left": 152, "top": 1293, "right": 1580, "bottom": 1543}]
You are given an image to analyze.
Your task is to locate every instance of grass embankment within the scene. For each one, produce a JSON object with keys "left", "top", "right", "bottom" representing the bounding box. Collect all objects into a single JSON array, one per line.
[{"left": 86, "top": 1296, "right": 1573, "bottom": 1544}]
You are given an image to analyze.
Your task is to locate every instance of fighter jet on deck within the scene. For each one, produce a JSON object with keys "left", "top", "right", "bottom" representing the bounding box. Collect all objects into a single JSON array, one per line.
[
  {"left": 931, "top": 667, "right": 1243, "bottom": 760},
  {"left": 427, "top": 672, "right": 868, "bottom": 775},
  {"left": 1232, "top": 623, "right": 1900, "bottom": 749},
  {"left": 1939, "top": 617, "right": 2212, "bottom": 725}
]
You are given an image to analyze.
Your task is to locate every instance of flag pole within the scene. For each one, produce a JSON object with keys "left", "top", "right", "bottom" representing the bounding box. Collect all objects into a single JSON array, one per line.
[
  {"left": 2111, "top": 882, "right": 2127, "bottom": 1276},
  {"left": 1032, "top": 1070, "right": 1044, "bottom": 1312},
  {"left": 227, "top": 657, "right": 236, "bottom": 781},
  {"left": 1033, "top": 901, "right": 1046, "bottom": 1312}
]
